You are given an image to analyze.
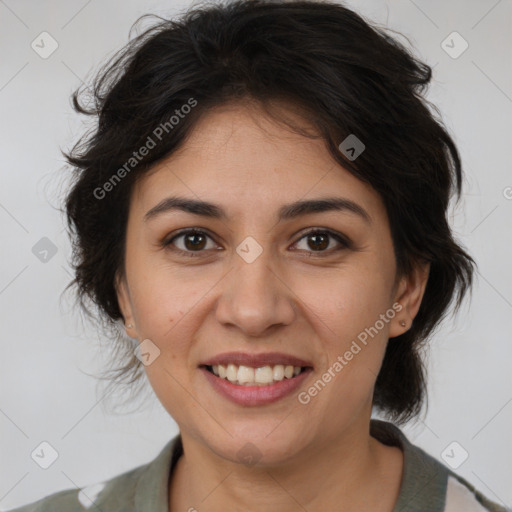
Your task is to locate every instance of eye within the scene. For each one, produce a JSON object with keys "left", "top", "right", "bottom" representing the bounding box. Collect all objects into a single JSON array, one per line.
[
  {"left": 163, "top": 227, "right": 352, "bottom": 258},
  {"left": 292, "top": 229, "right": 351, "bottom": 255},
  {"left": 163, "top": 229, "right": 219, "bottom": 257}
]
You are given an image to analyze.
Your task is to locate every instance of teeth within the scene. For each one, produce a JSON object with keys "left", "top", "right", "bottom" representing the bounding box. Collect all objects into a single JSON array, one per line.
[
  {"left": 237, "top": 365, "right": 254, "bottom": 384},
  {"left": 226, "top": 364, "right": 238, "bottom": 381},
  {"left": 208, "top": 363, "right": 304, "bottom": 386},
  {"left": 255, "top": 366, "right": 273, "bottom": 383},
  {"left": 273, "top": 365, "right": 284, "bottom": 381}
]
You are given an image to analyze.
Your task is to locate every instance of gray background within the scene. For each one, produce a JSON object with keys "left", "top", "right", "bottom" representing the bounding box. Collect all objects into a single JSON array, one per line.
[{"left": 1, "top": 0, "right": 511, "bottom": 509}]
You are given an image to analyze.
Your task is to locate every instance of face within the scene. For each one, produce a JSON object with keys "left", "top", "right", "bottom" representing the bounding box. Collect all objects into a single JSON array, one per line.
[{"left": 116, "top": 101, "right": 428, "bottom": 466}]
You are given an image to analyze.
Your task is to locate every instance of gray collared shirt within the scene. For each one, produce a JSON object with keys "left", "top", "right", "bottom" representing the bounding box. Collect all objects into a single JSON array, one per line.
[{"left": 6, "top": 419, "right": 509, "bottom": 511}]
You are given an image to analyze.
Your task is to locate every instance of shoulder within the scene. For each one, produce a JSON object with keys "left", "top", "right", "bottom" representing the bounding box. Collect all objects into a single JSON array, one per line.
[
  {"left": 5, "top": 436, "right": 181, "bottom": 512},
  {"left": 370, "top": 419, "right": 510, "bottom": 512},
  {"left": 5, "top": 464, "right": 146, "bottom": 512},
  {"left": 444, "top": 472, "right": 510, "bottom": 512}
]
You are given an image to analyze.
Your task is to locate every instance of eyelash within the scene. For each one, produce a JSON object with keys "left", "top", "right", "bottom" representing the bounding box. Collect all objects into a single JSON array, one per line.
[{"left": 162, "top": 228, "right": 352, "bottom": 258}]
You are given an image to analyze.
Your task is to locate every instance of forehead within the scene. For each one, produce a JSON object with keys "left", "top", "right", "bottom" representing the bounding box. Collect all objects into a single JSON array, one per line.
[{"left": 131, "top": 102, "right": 385, "bottom": 223}]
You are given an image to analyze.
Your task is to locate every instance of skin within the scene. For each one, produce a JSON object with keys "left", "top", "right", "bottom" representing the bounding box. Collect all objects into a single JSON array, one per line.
[{"left": 116, "top": 100, "right": 430, "bottom": 512}]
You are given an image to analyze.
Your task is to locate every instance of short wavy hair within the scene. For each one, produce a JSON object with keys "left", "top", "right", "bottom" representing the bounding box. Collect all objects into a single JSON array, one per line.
[{"left": 63, "top": 0, "right": 475, "bottom": 424}]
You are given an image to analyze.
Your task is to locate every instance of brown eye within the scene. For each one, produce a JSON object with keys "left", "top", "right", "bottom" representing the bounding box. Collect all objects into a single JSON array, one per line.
[
  {"left": 293, "top": 229, "right": 351, "bottom": 255},
  {"left": 306, "top": 233, "right": 329, "bottom": 251},
  {"left": 164, "top": 227, "right": 351, "bottom": 258},
  {"left": 183, "top": 232, "right": 207, "bottom": 250},
  {"left": 164, "top": 229, "right": 217, "bottom": 257}
]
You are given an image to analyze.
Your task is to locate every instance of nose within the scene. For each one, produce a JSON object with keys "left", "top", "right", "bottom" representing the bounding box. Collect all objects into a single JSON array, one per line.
[{"left": 215, "top": 249, "right": 297, "bottom": 337}]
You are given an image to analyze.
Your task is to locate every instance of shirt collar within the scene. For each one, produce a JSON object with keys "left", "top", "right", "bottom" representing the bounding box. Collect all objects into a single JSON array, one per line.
[
  {"left": 132, "top": 420, "right": 448, "bottom": 512},
  {"left": 134, "top": 434, "right": 183, "bottom": 511},
  {"left": 371, "top": 419, "right": 448, "bottom": 512}
]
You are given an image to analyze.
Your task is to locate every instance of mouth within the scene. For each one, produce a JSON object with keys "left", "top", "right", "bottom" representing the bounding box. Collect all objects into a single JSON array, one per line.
[
  {"left": 198, "top": 351, "right": 314, "bottom": 406},
  {"left": 200, "top": 363, "right": 311, "bottom": 386}
]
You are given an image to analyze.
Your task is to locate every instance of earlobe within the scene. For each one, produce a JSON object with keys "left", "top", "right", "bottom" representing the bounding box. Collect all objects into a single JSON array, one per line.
[
  {"left": 389, "top": 262, "right": 430, "bottom": 338},
  {"left": 115, "top": 272, "right": 137, "bottom": 338}
]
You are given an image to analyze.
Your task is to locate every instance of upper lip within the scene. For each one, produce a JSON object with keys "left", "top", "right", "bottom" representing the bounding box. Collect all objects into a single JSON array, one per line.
[{"left": 200, "top": 352, "right": 313, "bottom": 369}]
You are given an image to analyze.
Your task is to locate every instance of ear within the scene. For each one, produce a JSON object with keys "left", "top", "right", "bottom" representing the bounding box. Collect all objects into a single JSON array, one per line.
[
  {"left": 388, "top": 261, "right": 430, "bottom": 338},
  {"left": 115, "top": 271, "right": 138, "bottom": 339}
]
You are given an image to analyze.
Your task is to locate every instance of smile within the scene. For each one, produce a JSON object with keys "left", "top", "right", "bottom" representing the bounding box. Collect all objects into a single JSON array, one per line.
[
  {"left": 200, "top": 364, "right": 313, "bottom": 406},
  {"left": 205, "top": 363, "right": 306, "bottom": 386}
]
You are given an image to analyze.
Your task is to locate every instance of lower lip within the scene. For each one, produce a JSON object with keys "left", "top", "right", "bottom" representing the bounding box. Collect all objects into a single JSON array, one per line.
[{"left": 200, "top": 367, "right": 312, "bottom": 406}]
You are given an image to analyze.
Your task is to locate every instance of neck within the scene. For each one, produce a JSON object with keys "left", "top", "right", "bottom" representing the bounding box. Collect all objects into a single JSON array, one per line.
[{"left": 169, "top": 417, "right": 403, "bottom": 512}]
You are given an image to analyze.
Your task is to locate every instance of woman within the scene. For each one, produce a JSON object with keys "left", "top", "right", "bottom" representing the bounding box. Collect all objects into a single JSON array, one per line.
[{"left": 8, "top": 0, "right": 509, "bottom": 510}]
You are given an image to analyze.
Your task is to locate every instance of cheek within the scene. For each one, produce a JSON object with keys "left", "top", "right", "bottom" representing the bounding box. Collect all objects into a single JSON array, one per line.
[
  {"left": 126, "top": 257, "right": 209, "bottom": 354},
  {"left": 294, "top": 264, "right": 394, "bottom": 342},
  {"left": 299, "top": 276, "right": 393, "bottom": 417},
  {"left": 293, "top": 264, "right": 395, "bottom": 406}
]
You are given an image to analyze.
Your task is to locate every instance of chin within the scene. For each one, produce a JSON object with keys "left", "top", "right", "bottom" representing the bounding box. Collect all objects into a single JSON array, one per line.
[{"left": 203, "top": 422, "right": 312, "bottom": 468}]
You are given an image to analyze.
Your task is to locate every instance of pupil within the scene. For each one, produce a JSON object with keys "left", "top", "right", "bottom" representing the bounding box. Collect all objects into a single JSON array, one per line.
[
  {"left": 185, "top": 233, "right": 205, "bottom": 250},
  {"left": 309, "top": 233, "right": 328, "bottom": 251}
]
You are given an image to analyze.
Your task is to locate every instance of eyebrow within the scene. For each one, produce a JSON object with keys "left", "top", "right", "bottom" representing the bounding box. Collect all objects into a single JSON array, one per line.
[{"left": 144, "top": 196, "right": 371, "bottom": 224}]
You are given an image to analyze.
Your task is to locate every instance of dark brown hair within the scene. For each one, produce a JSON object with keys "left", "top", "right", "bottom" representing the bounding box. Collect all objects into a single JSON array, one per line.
[{"left": 63, "top": 0, "right": 475, "bottom": 424}]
